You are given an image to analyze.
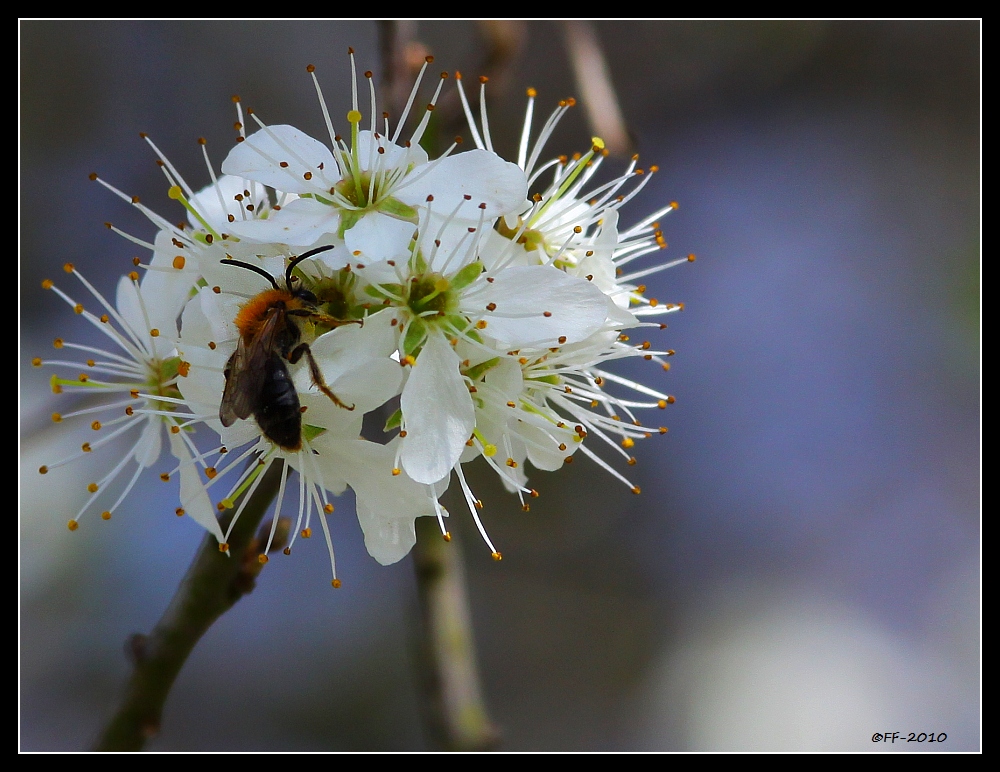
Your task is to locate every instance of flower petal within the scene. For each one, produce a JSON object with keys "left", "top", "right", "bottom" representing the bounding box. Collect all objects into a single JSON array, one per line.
[
  {"left": 399, "top": 331, "right": 475, "bottom": 484},
  {"left": 396, "top": 149, "right": 528, "bottom": 219},
  {"left": 221, "top": 124, "right": 337, "bottom": 194},
  {"left": 462, "top": 265, "right": 610, "bottom": 349}
]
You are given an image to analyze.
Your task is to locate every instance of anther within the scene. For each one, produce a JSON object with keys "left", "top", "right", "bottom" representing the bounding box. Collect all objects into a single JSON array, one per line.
[
  {"left": 218, "top": 543, "right": 229, "bottom": 552},
  {"left": 204, "top": 467, "right": 217, "bottom": 479},
  {"left": 491, "top": 552, "right": 502, "bottom": 561},
  {"left": 102, "top": 511, "right": 112, "bottom": 520},
  {"left": 159, "top": 472, "right": 169, "bottom": 481},
  {"left": 67, "top": 520, "right": 78, "bottom": 531},
  {"left": 443, "top": 532, "right": 452, "bottom": 542},
  {"left": 82, "top": 443, "right": 92, "bottom": 452},
  {"left": 39, "top": 465, "right": 48, "bottom": 474},
  {"left": 392, "top": 468, "right": 401, "bottom": 476},
  {"left": 91, "top": 421, "right": 101, "bottom": 430},
  {"left": 332, "top": 579, "right": 342, "bottom": 589},
  {"left": 258, "top": 554, "right": 269, "bottom": 565},
  {"left": 543, "top": 311, "right": 552, "bottom": 317},
  {"left": 176, "top": 508, "right": 185, "bottom": 516},
  {"left": 301, "top": 528, "right": 312, "bottom": 538},
  {"left": 87, "top": 483, "right": 98, "bottom": 493},
  {"left": 558, "top": 336, "right": 567, "bottom": 344}
]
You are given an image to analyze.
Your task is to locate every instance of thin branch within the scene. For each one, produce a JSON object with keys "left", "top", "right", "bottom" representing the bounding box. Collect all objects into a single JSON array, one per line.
[
  {"left": 561, "top": 21, "right": 633, "bottom": 157},
  {"left": 412, "top": 516, "right": 500, "bottom": 751},
  {"left": 92, "top": 462, "right": 286, "bottom": 752}
]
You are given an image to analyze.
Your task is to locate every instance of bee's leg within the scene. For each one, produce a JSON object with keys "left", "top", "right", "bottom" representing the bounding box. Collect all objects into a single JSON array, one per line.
[{"left": 287, "top": 343, "right": 355, "bottom": 411}]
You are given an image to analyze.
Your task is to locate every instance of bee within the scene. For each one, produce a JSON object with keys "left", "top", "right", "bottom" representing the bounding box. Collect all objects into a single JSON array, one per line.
[{"left": 219, "top": 245, "right": 354, "bottom": 451}]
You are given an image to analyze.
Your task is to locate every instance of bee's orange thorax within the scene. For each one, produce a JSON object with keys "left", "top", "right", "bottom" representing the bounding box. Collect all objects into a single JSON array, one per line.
[{"left": 234, "top": 289, "right": 295, "bottom": 338}]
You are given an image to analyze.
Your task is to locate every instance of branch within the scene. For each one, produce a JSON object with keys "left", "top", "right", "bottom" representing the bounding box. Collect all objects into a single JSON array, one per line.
[
  {"left": 412, "top": 516, "right": 500, "bottom": 751},
  {"left": 92, "top": 462, "right": 285, "bottom": 751}
]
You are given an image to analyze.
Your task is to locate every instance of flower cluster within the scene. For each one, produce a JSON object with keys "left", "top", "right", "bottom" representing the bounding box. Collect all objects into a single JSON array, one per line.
[{"left": 34, "top": 54, "right": 691, "bottom": 585}]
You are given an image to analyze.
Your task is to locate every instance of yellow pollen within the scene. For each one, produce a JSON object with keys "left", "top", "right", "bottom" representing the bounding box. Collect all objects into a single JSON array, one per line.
[
  {"left": 176, "top": 508, "right": 185, "bottom": 516},
  {"left": 283, "top": 547, "right": 291, "bottom": 555},
  {"left": 172, "top": 255, "right": 186, "bottom": 269},
  {"left": 657, "top": 400, "right": 667, "bottom": 409},
  {"left": 622, "top": 437, "right": 635, "bottom": 449},
  {"left": 204, "top": 467, "right": 217, "bottom": 479},
  {"left": 170, "top": 426, "right": 180, "bottom": 434},
  {"left": 443, "top": 532, "right": 452, "bottom": 542},
  {"left": 301, "top": 528, "right": 312, "bottom": 538},
  {"left": 87, "top": 483, "right": 98, "bottom": 493},
  {"left": 506, "top": 458, "right": 517, "bottom": 467},
  {"left": 324, "top": 503, "right": 334, "bottom": 514},
  {"left": 491, "top": 552, "right": 502, "bottom": 561},
  {"left": 81, "top": 442, "right": 91, "bottom": 452},
  {"left": 125, "top": 406, "right": 134, "bottom": 416},
  {"left": 177, "top": 361, "right": 190, "bottom": 377},
  {"left": 160, "top": 472, "right": 170, "bottom": 481},
  {"left": 347, "top": 109, "right": 362, "bottom": 124},
  {"left": 41, "top": 279, "right": 53, "bottom": 290},
  {"left": 78, "top": 374, "right": 89, "bottom": 383},
  {"left": 51, "top": 413, "right": 61, "bottom": 422},
  {"left": 392, "top": 468, "right": 401, "bottom": 476},
  {"left": 631, "top": 486, "right": 642, "bottom": 495},
  {"left": 32, "top": 357, "right": 42, "bottom": 367},
  {"left": 130, "top": 389, "right": 140, "bottom": 398},
  {"left": 101, "top": 511, "right": 112, "bottom": 520},
  {"left": 167, "top": 185, "right": 183, "bottom": 200},
  {"left": 258, "top": 554, "right": 269, "bottom": 565},
  {"left": 91, "top": 421, "right": 101, "bottom": 430},
  {"left": 507, "top": 401, "right": 516, "bottom": 408},
  {"left": 67, "top": 520, "right": 78, "bottom": 531},
  {"left": 332, "top": 579, "right": 342, "bottom": 588},
  {"left": 218, "top": 542, "right": 229, "bottom": 552},
  {"left": 687, "top": 254, "right": 696, "bottom": 262},
  {"left": 403, "top": 355, "right": 416, "bottom": 366},
  {"left": 150, "top": 329, "right": 159, "bottom": 337},
  {"left": 476, "top": 320, "right": 488, "bottom": 329},
  {"left": 74, "top": 304, "right": 84, "bottom": 314},
  {"left": 63, "top": 263, "right": 74, "bottom": 273},
  {"left": 100, "top": 314, "right": 109, "bottom": 323},
  {"left": 39, "top": 465, "right": 48, "bottom": 475}
]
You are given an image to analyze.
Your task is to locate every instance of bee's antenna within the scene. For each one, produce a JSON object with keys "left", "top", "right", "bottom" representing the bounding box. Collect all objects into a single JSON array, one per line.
[
  {"left": 286, "top": 245, "right": 336, "bottom": 287},
  {"left": 219, "top": 258, "right": 281, "bottom": 289}
]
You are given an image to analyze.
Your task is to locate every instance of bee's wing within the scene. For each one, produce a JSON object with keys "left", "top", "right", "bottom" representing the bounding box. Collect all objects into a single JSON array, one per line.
[{"left": 219, "top": 308, "right": 284, "bottom": 426}]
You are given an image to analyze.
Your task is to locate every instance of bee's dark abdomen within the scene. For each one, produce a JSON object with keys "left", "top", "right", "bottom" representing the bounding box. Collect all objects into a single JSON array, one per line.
[{"left": 255, "top": 356, "right": 302, "bottom": 450}]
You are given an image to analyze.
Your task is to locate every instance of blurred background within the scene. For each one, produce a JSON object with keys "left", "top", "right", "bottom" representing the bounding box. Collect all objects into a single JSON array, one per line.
[{"left": 20, "top": 20, "right": 979, "bottom": 751}]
